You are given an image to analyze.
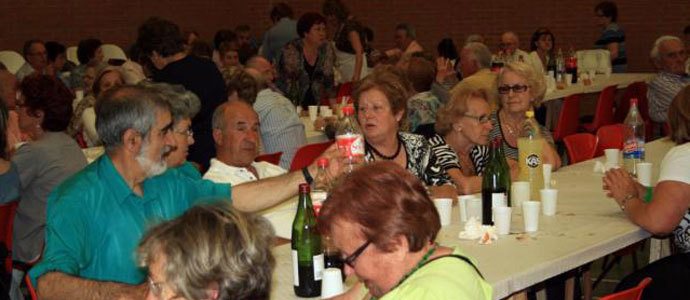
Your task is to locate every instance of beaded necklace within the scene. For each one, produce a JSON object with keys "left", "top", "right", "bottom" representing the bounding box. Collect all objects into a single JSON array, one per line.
[{"left": 369, "top": 244, "right": 437, "bottom": 300}]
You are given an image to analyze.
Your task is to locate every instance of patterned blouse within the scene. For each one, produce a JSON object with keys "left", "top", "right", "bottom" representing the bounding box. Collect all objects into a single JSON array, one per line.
[
  {"left": 66, "top": 95, "right": 96, "bottom": 144},
  {"left": 408, "top": 91, "right": 442, "bottom": 133},
  {"left": 429, "top": 134, "right": 489, "bottom": 175},
  {"left": 275, "top": 38, "right": 336, "bottom": 108},
  {"left": 364, "top": 132, "right": 452, "bottom": 187}
]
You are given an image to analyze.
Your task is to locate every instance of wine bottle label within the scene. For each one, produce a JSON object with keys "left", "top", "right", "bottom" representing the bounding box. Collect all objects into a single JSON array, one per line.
[
  {"left": 292, "top": 250, "right": 299, "bottom": 286},
  {"left": 492, "top": 193, "right": 506, "bottom": 208},
  {"left": 313, "top": 253, "right": 325, "bottom": 280}
]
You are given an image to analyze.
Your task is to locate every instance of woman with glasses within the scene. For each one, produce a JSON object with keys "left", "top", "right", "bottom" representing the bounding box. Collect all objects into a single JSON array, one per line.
[
  {"left": 138, "top": 201, "right": 275, "bottom": 300},
  {"left": 319, "top": 161, "right": 492, "bottom": 300},
  {"left": 431, "top": 88, "right": 494, "bottom": 195},
  {"left": 489, "top": 62, "right": 561, "bottom": 169},
  {"left": 141, "top": 82, "right": 202, "bottom": 176},
  {"left": 355, "top": 65, "right": 456, "bottom": 199}
]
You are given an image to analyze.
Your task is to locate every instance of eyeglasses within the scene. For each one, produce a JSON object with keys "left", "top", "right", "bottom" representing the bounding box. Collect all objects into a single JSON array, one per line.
[
  {"left": 498, "top": 84, "right": 529, "bottom": 95},
  {"left": 463, "top": 113, "right": 491, "bottom": 124},
  {"left": 174, "top": 128, "right": 193, "bottom": 138},
  {"left": 148, "top": 277, "right": 164, "bottom": 298},
  {"left": 343, "top": 240, "right": 371, "bottom": 268}
]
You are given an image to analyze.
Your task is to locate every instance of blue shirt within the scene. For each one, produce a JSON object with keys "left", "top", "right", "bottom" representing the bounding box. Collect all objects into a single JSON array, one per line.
[
  {"left": 29, "top": 155, "right": 231, "bottom": 286},
  {"left": 595, "top": 23, "right": 627, "bottom": 73}
]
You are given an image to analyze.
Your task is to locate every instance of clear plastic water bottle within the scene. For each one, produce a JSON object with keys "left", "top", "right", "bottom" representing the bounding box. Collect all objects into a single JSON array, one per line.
[
  {"left": 622, "top": 98, "right": 645, "bottom": 176},
  {"left": 555, "top": 48, "right": 566, "bottom": 89},
  {"left": 336, "top": 106, "right": 364, "bottom": 172},
  {"left": 311, "top": 158, "right": 331, "bottom": 216}
]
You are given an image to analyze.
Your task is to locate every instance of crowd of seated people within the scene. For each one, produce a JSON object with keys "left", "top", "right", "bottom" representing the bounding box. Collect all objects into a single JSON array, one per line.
[{"left": 1, "top": 0, "right": 690, "bottom": 299}]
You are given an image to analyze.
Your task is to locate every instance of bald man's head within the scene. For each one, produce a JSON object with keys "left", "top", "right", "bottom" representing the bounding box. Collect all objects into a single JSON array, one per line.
[
  {"left": 501, "top": 31, "right": 520, "bottom": 55},
  {"left": 212, "top": 100, "right": 261, "bottom": 167},
  {"left": 245, "top": 56, "right": 275, "bottom": 83}
]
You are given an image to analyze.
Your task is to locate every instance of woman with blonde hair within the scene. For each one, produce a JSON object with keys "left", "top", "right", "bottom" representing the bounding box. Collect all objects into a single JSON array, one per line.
[
  {"left": 489, "top": 62, "right": 561, "bottom": 169},
  {"left": 431, "top": 88, "right": 494, "bottom": 194}
]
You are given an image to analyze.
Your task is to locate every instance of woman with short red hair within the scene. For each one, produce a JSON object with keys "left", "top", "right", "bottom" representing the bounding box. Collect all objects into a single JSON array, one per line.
[{"left": 319, "top": 161, "right": 492, "bottom": 300}]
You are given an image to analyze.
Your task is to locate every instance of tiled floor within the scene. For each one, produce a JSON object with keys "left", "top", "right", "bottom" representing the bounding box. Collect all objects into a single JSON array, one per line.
[{"left": 588, "top": 240, "right": 649, "bottom": 299}]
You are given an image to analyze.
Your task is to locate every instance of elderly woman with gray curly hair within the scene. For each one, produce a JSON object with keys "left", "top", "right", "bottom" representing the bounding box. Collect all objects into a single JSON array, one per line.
[{"left": 138, "top": 201, "right": 275, "bottom": 300}]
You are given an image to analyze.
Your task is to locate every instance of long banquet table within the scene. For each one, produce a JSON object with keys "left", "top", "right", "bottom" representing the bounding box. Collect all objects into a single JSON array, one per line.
[
  {"left": 542, "top": 73, "right": 654, "bottom": 103},
  {"left": 267, "top": 138, "right": 675, "bottom": 300}
]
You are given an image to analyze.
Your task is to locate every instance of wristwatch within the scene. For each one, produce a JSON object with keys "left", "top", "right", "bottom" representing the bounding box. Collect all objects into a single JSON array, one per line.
[{"left": 620, "top": 193, "right": 635, "bottom": 211}]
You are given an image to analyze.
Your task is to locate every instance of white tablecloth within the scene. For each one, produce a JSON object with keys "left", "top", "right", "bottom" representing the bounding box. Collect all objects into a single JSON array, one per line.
[
  {"left": 269, "top": 138, "right": 675, "bottom": 300},
  {"left": 301, "top": 117, "right": 329, "bottom": 144},
  {"left": 543, "top": 73, "right": 655, "bottom": 103}
]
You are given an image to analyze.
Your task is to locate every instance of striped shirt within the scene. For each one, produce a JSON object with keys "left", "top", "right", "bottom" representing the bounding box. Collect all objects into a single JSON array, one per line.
[
  {"left": 648, "top": 71, "right": 690, "bottom": 123},
  {"left": 488, "top": 111, "right": 555, "bottom": 161},
  {"left": 253, "top": 88, "right": 307, "bottom": 169}
]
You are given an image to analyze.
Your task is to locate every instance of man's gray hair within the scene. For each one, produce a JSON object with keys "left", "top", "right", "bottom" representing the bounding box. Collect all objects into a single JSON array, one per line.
[
  {"left": 96, "top": 85, "right": 171, "bottom": 153},
  {"left": 650, "top": 35, "right": 682, "bottom": 62},
  {"left": 140, "top": 82, "right": 201, "bottom": 123},
  {"left": 465, "top": 34, "right": 485, "bottom": 45},
  {"left": 212, "top": 102, "right": 230, "bottom": 130},
  {"left": 463, "top": 42, "right": 492, "bottom": 69},
  {"left": 396, "top": 23, "right": 416, "bottom": 39}
]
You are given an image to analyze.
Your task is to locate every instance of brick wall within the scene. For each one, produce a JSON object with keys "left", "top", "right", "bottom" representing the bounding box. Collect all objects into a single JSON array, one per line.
[{"left": 1, "top": 0, "right": 688, "bottom": 72}]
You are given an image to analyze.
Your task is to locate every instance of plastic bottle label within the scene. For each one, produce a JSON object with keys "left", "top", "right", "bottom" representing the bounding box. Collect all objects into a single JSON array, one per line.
[
  {"left": 623, "top": 138, "right": 645, "bottom": 159},
  {"left": 292, "top": 250, "right": 299, "bottom": 286},
  {"left": 336, "top": 134, "right": 365, "bottom": 157},
  {"left": 313, "top": 254, "right": 325, "bottom": 280},
  {"left": 526, "top": 154, "right": 541, "bottom": 168}
]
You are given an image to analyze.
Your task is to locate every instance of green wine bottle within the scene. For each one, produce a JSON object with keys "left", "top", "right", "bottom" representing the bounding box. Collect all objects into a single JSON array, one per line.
[{"left": 291, "top": 184, "right": 324, "bottom": 297}]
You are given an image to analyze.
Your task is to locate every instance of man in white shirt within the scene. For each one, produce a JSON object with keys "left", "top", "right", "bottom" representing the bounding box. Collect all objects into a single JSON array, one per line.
[
  {"left": 499, "top": 31, "right": 529, "bottom": 63},
  {"left": 15, "top": 40, "right": 48, "bottom": 82},
  {"left": 204, "top": 100, "right": 287, "bottom": 185}
]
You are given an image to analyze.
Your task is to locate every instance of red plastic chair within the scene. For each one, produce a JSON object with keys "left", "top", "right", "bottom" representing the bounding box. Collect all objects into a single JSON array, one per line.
[
  {"left": 1, "top": 201, "right": 18, "bottom": 274},
  {"left": 615, "top": 82, "right": 648, "bottom": 123},
  {"left": 596, "top": 124, "right": 626, "bottom": 157},
  {"left": 289, "top": 140, "right": 334, "bottom": 171},
  {"left": 255, "top": 151, "right": 282, "bottom": 166},
  {"left": 563, "top": 133, "right": 598, "bottom": 164},
  {"left": 598, "top": 277, "right": 651, "bottom": 300},
  {"left": 582, "top": 85, "right": 617, "bottom": 133},
  {"left": 26, "top": 274, "right": 38, "bottom": 300},
  {"left": 552, "top": 93, "right": 582, "bottom": 142}
]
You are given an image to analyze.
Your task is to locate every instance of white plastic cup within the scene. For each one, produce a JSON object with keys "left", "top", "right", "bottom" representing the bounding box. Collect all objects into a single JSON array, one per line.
[
  {"left": 466, "top": 197, "right": 482, "bottom": 221},
  {"left": 522, "top": 201, "right": 540, "bottom": 232},
  {"left": 565, "top": 74, "right": 573, "bottom": 86},
  {"left": 458, "top": 195, "right": 474, "bottom": 222},
  {"left": 320, "top": 268, "right": 345, "bottom": 299},
  {"left": 320, "top": 105, "right": 329, "bottom": 116},
  {"left": 636, "top": 162, "right": 653, "bottom": 187},
  {"left": 511, "top": 181, "right": 531, "bottom": 210},
  {"left": 296, "top": 106, "right": 303, "bottom": 116},
  {"left": 308, "top": 105, "right": 318, "bottom": 121},
  {"left": 322, "top": 108, "right": 333, "bottom": 117},
  {"left": 543, "top": 164, "right": 553, "bottom": 189},
  {"left": 434, "top": 198, "right": 453, "bottom": 226},
  {"left": 494, "top": 206, "right": 512, "bottom": 235},
  {"left": 604, "top": 149, "right": 620, "bottom": 169},
  {"left": 540, "top": 189, "right": 558, "bottom": 216}
]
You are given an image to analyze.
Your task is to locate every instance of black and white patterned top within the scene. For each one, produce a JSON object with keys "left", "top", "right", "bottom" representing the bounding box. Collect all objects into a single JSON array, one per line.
[
  {"left": 428, "top": 134, "right": 489, "bottom": 175},
  {"left": 658, "top": 143, "right": 690, "bottom": 252},
  {"left": 364, "top": 132, "right": 453, "bottom": 187}
]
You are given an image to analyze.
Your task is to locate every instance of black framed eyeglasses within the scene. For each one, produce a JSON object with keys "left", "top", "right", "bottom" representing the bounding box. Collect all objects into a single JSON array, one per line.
[
  {"left": 498, "top": 84, "right": 529, "bottom": 95},
  {"left": 344, "top": 240, "right": 371, "bottom": 268},
  {"left": 463, "top": 113, "right": 491, "bottom": 124}
]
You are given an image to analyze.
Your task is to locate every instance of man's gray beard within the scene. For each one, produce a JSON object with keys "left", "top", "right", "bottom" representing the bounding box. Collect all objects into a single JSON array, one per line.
[{"left": 135, "top": 139, "right": 168, "bottom": 178}]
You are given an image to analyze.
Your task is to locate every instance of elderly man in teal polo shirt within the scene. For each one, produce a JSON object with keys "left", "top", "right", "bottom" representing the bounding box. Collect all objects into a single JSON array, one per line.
[{"left": 29, "top": 85, "right": 340, "bottom": 299}]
